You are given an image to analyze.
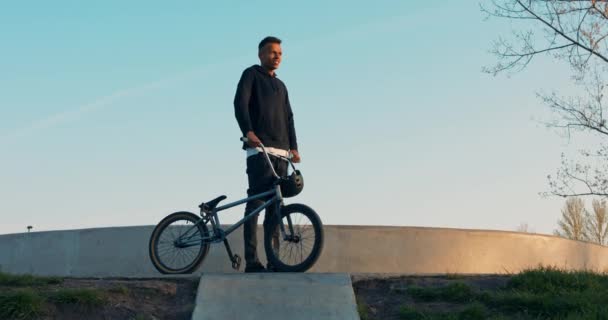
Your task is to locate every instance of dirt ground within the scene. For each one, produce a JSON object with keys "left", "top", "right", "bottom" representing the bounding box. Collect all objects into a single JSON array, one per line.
[
  {"left": 3, "top": 274, "right": 513, "bottom": 320},
  {"left": 2, "top": 277, "right": 199, "bottom": 320},
  {"left": 351, "top": 274, "right": 511, "bottom": 320}
]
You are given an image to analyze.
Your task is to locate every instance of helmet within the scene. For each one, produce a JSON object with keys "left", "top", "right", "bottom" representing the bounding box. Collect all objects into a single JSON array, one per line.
[{"left": 280, "top": 170, "right": 304, "bottom": 198}]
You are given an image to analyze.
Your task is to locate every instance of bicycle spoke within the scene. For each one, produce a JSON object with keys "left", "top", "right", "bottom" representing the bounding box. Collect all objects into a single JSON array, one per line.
[
  {"left": 155, "top": 217, "right": 205, "bottom": 271},
  {"left": 286, "top": 243, "right": 295, "bottom": 264},
  {"left": 298, "top": 240, "right": 313, "bottom": 251},
  {"left": 169, "top": 246, "right": 180, "bottom": 267},
  {"left": 267, "top": 208, "right": 321, "bottom": 269}
]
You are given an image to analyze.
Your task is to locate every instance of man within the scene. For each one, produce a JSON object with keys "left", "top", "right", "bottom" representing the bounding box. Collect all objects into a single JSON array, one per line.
[{"left": 234, "top": 36, "right": 301, "bottom": 273}]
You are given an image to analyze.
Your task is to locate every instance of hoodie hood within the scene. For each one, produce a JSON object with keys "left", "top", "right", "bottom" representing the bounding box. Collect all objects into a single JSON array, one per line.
[{"left": 253, "top": 64, "right": 277, "bottom": 78}]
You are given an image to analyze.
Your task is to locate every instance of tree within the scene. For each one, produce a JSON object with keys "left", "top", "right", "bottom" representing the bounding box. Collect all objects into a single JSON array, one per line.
[
  {"left": 482, "top": 0, "right": 608, "bottom": 198},
  {"left": 555, "top": 197, "right": 589, "bottom": 240},
  {"left": 516, "top": 222, "right": 535, "bottom": 233},
  {"left": 482, "top": 0, "right": 608, "bottom": 75},
  {"left": 585, "top": 198, "right": 608, "bottom": 244}
]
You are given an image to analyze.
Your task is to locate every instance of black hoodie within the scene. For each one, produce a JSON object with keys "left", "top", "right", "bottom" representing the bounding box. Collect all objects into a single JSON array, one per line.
[{"left": 234, "top": 65, "right": 298, "bottom": 151}]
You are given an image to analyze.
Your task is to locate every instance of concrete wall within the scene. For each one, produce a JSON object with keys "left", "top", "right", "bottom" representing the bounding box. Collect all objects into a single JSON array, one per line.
[{"left": 1, "top": 225, "right": 607, "bottom": 277}]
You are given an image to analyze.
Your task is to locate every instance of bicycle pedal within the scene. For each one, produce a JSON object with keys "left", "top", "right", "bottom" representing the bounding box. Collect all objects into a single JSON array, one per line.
[{"left": 232, "top": 254, "right": 242, "bottom": 270}]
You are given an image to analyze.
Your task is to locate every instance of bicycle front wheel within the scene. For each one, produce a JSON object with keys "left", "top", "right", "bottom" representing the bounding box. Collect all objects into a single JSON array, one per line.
[
  {"left": 264, "top": 204, "right": 324, "bottom": 272},
  {"left": 148, "top": 211, "right": 210, "bottom": 274}
]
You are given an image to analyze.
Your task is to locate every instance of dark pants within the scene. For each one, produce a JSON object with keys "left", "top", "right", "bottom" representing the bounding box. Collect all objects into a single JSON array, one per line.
[{"left": 243, "top": 153, "right": 287, "bottom": 266}]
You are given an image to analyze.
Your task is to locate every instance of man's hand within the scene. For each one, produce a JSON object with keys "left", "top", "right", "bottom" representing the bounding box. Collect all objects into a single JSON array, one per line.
[
  {"left": 290, "top": 149, "right": 301, "bottom": 163},
  {"left": 246, "top": 131, "right": 262, "bottom": 148}
]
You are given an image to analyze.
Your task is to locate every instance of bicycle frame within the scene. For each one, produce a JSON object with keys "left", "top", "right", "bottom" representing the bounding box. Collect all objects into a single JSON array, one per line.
[
  {"left": 148, "top": 137, "right": 321, "bottom": 274},
  {"left": 210, "top": 187, "right": 283, "bottom": 241},
  {"left": 181, "top": 188, "right": 298, "bottom": 254},
  {"left": 176, "top": 148, "right": 296, "bottom": 248}
]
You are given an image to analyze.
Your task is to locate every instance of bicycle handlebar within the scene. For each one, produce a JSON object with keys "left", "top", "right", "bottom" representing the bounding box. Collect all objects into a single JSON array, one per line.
[{"left": 240, "top": 137, "right": 291, "bottom": 179}]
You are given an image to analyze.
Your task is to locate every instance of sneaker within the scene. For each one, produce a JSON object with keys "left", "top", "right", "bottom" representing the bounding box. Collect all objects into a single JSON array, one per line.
[{"left": 244, "top": 262, "right": 267, "bottom": 273}]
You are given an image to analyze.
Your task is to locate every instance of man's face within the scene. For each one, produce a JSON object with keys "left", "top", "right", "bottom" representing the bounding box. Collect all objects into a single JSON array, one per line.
[{"left": 258, "top": 43, "right": 282, "bottom": 71}]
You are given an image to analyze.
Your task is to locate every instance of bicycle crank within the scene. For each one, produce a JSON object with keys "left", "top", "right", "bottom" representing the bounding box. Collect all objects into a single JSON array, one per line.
[{"left": 231, "top": 254, "right": 242, "bottom": 270}]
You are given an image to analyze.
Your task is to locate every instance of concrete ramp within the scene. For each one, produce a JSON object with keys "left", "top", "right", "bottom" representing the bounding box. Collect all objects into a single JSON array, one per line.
[{"left": 191, "top": 273, "right": 360, "bottom": 320}]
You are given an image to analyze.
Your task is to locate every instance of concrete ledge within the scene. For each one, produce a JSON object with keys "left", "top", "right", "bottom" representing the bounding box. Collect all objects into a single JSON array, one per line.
[
  {"left": 1, "top": 225, "right": 607, "bottom": 277},
  {"left": 191, "top": 273, "right": 359, "bottom": 320}
]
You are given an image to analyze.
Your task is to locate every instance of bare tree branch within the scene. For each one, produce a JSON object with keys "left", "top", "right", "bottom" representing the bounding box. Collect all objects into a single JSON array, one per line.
[
  {"left": 485, "top": 0, "right": 608, "bottom": 210},
  {"left": 514, "top": 0, "right": 608, "bottom": 63}
]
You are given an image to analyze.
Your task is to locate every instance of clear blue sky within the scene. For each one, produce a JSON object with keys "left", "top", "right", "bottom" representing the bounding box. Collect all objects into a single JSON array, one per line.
[{"left": 0, "top": 1, "right": 583, "bottom": 235}]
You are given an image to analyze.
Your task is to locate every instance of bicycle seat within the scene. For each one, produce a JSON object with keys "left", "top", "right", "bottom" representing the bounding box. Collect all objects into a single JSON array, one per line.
[{"left": 199, "top": 195, "right": 227, "bottom": 212}]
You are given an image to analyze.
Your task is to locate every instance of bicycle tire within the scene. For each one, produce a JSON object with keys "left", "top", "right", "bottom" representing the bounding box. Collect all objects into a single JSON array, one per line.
[
  {"left": 264, "top": 203, "right": 324, "bottom": 272},
  {"left": 148, "top": 211, "right": 210, "bottom": 274}
]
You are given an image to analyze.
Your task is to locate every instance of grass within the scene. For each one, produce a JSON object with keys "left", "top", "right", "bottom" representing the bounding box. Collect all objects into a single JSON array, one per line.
[
  {"left": 506, "top": 266, "right": 608, "bottom": 293},
  {"left": 0, "top": 272, "right": 108, "bottom": 319},
  {"left": 109, "top": 285, "right": 130, "bottom": 295},
  {"left": 48, "top": 288, "right": 107, "bottom": 307},
  {"left": 0, "top": 271, "right": 62, "bottom": 287},
  {"left": 357, "top": 297, "right": 371, "bottom": 320},
  {"left": 0, "top": 288, "right": 108, "bottom": 319},
  {"left": 361, "top": 266, "right": 608, "bottom": 320},
  {"left": 0, "top": 289, "right": 44, "bottom": 320},
  {"left": 408, "top": 282, "right": 476, "bottom": 303},
  {"left": 483, "top": 266, "right": 608, "bottom": 318},
  {"left": 399, "top": 303, "right": 488, "bottom": 320}
]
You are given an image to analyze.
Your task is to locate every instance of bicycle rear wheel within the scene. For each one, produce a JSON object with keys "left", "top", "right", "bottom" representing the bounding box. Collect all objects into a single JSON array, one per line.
[
  {"left": 148, "top": 211, "right": 210, "bottom": 274},
  {"left": 264, "top": 204, "right": 324, "bottom": 272}
]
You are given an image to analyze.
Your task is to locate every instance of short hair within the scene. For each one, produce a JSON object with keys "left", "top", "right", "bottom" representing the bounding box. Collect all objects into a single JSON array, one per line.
[{"left": 258, "top": 36, "right": 282, "bottom": 51}]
